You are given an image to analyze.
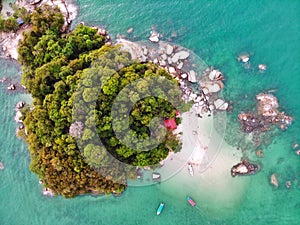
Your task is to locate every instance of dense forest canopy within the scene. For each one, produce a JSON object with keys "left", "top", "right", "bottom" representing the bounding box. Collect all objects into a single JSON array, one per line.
[{"left": 16, "top": 5, "right": 189, "bottom": 197}]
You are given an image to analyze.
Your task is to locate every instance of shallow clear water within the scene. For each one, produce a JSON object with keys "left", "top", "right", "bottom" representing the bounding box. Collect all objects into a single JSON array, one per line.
[{"left": 1, "top": 0, "right": 300, "bottom": 224}]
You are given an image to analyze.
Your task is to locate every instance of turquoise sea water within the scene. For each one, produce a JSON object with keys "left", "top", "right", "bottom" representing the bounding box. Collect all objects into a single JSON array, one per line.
[{"left": 1, "top": 0, "right": 300, "bottom": 224}]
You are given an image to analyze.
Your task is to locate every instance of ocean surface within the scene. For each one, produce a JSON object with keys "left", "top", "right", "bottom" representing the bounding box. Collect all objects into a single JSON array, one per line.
[{"left": 1, "top": 0, "right": 300, "bottom": 224}]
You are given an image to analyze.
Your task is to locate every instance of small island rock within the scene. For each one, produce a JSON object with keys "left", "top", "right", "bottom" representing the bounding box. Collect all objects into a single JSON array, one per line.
[
  {"left": 149, "top": 30, "right": 160, "bottom": 43},
  {"left": 270, "top": 173, "right": 279, "bottom": 187}
]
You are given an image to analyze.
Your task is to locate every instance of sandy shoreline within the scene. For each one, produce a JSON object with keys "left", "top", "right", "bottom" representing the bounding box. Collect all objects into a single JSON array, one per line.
[{"left": 155, "top": 107, "right": 249, "bottom": 214}]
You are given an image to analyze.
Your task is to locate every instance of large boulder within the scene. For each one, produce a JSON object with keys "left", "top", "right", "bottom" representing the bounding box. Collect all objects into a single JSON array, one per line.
[
  {"left": 188, "top": 70, "right": 197, "bottom": 83},
  {"left": 166, "top": 44, "right": 174, "bottom": 55},
  {"left": 149, "top": 31, "right": 160, "bottom": 43},
  {"left": 214, "top": 99, "right": 228, "bottom": 110}
]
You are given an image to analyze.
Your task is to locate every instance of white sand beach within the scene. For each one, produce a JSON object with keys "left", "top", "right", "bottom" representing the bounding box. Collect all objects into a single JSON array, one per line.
[{"left": 156, "top": 108, "right": 250, "bottom": 214}]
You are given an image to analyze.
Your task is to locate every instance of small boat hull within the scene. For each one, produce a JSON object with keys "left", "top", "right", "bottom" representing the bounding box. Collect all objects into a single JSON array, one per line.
[
  {"left": 156, "top": 202, "right": 164, "bottom": 215},
  {"left": 188, "top": 163, "right": 194, "bottom": 176},
  {"left": 186, "top": 196, "right": 196, "bottom": 206}
]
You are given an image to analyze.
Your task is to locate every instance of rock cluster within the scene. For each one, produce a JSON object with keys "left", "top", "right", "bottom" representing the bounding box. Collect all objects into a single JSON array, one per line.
[
  {"left": 238, "top": 93, "right": 292, "bottom": 133},
  {"left": 116, "top": 38, "right": 230, "bottom": 117},
  {"left": 14, "top": 101, "right": 27, "bottom": 134}
]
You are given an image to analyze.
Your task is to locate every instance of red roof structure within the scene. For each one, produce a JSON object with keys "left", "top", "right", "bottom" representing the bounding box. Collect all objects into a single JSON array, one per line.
[{"left": 164, "top": 118, "right": 177, "bottom": 130}]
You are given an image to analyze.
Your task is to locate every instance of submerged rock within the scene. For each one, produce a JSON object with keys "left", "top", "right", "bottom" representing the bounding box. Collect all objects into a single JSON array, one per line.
[
  {"left": 237, "top": 52, "right": 250, "bottom": 63},
  {"left": 256, "top": 149, "right": 264, "bottom": 158},
  {"left": 258, "top": 64, "right": 267, "bottom": 71},
  {"left": 270, "top": 173, "right": 279, "bottom": 187},
  {"left": 0, "top": 162, "right": 4, "bottom": 170},
  {"left": 286, "top": 180, "right": 291, "bottom": 189},
  {"left": 127, "top": 27, "right": 134, "bottom": 34}
]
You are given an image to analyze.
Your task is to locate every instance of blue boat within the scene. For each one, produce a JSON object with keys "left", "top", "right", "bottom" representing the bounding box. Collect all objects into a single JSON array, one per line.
[{"left": 156, "top": 202, "right": 165, "bottom": 215}]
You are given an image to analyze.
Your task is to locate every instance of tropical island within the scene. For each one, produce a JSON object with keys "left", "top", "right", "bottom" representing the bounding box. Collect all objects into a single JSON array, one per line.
[
  {"left": 2, "top": 2, "right": 191, "bottom": 197},
  {"left": 1, "top": 1, "right": 293, "bottom": 200}
]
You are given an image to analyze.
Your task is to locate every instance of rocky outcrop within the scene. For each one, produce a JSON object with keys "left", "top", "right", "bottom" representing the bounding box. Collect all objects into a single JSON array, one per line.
[
  {"left": 231, "top": 160, "right": 260, "bottom": 177},
  {"left": 238, "top": 93, "right": 292, "bottom": 133},
  {"left": 116, "top": 37, "right": 230, "bottom": 118}
]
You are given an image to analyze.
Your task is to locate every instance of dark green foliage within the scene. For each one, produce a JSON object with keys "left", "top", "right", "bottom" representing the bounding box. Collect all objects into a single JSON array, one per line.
[{"left": 19, "top": 6, "right": 187, "bottom": 198}]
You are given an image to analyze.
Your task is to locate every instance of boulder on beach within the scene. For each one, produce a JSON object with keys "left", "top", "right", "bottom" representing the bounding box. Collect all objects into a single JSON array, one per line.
[
  {"left": 209, "top": 69, "right": 223, "bottom": 81},
  {"left": 176, "top": 50, "right": 190, "bottom": 60},
  {"left": 188, "top": 70, "right": 197, "bottom": 83},
  {"left": 270, "top": 173, "right": 279, "bottom": 187},
  {"left": 15, "top": 101, "right": 25, "bottom": 110},
  {"left": 168, "top": 67, "right": 176, "bottom": 74},
  {"left": 177, "top": 61, "right": 183, "bottom": 70},
  {"left": 214, "top": 99, "right": 228, "bottom": 110},
  {"left": 205, "top": 83, "right": 221, "bottom": 93},
  {"left": 149, "top": 31, "right": 160, "bottom": 43},
  {"left": 152, "top": 172, "right": 161, "bottom": 182},
  {"left": 142, "top": 47, "right": 148, "bottom": 56},
  {"left": 159, "top": 60, "right": 166, "bottom": 67},
  {"left": 161, "top": 53, "right": 167, "bottom": 60},
  {"left": 181, "top": 73, "right": 187, "bottom": 79},
  {"left": 171, "top": 51, "right": 189, "bottom": 64},
  {"left": 15, "top": 111, "right": 23, "bottom": 123},
  {"left": 202, "top": 88, "right": 209, "bottom": 95},
  {"left": 166, "top": 44, "right": 174, "bottom": 55},
  {"left": 7, "top": 84, "right": 16, "bottom": 90}
]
